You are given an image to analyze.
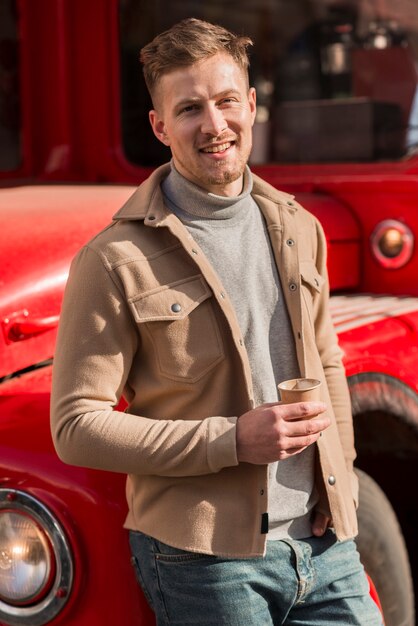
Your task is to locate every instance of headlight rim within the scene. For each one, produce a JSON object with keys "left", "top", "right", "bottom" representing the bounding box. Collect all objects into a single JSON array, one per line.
[
  {"left": 0, "top": 489, "right": 73, "bottom": 626},
  {"left": 370, "top": 219, "right": 414, "bottom": 269}
]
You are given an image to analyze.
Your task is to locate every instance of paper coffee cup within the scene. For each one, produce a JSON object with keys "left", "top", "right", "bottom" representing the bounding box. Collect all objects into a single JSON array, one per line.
[{"left": 277, "top": 378, "right": 322, "bottom": 404}]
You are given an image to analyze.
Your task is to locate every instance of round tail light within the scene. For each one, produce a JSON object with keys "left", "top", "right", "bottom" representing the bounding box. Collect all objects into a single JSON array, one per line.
[{"left": 370, "top": 219, "right": 414, "bottom": 269}]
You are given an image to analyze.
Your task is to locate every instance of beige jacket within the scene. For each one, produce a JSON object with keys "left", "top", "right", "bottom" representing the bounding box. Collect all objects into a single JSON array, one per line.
[{"left": 51, "top": 163, "right": 358, "bottom": 557}]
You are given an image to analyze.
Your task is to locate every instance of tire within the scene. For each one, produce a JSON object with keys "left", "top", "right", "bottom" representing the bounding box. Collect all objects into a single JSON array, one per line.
[{"left": 355, "top": 468, "right": 415, "bottom": 626}]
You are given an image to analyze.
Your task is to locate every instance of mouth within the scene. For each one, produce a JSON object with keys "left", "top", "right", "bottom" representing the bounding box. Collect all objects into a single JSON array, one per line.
[{"left": 199, "top": 141, "right": 235, "bottom": 154}]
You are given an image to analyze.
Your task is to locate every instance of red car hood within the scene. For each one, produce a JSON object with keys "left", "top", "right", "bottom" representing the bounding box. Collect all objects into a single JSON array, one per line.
[{"left": 0, "top": 185, "right": 135, "bottom": 377}]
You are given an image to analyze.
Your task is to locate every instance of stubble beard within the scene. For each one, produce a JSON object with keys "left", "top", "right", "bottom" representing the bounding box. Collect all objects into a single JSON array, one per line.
[
  {"left": 198, "top": 147, "right": 250, "bottom": 189},
  {"left": 205, "top": 166, "right": 242, "bottom": 187}
]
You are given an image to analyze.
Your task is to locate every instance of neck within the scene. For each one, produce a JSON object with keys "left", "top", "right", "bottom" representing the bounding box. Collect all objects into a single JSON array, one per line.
[{"left": 161, "top": 160, "right": 253, "bottom": 220}]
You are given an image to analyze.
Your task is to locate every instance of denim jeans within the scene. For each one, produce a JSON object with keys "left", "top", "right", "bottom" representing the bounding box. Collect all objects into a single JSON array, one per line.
[{"left": 129, "top": 529, "right": 383, "bottom": 626}]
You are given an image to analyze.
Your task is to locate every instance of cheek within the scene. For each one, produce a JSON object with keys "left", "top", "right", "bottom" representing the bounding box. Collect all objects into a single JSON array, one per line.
[
  {"left": 169, "top": 120, "right": 196, "bottom": 145},
  {"left": 229, "top": 107, "right": 254, "bottom": 130}
]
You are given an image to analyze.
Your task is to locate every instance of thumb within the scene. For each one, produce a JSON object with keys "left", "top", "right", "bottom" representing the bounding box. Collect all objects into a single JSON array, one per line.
[{"left": 312, "top": 512, "right": 331, "bottom": 537}]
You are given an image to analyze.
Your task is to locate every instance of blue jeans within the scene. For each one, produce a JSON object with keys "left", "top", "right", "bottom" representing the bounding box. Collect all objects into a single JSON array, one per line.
[{"left": 129, "top": 529, "right": 383, "bottom": 625}]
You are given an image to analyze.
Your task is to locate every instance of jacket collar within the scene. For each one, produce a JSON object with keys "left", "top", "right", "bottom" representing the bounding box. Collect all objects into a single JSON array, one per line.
[
  {"left": 112, "top": 163, "right": 297, "bottom": 224},
  {"left": 112, "top": 164, "right": 171, "bottom": 223}
]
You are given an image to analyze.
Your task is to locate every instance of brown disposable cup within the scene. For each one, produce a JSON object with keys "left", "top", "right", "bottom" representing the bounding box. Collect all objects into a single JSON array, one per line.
[{"left": 277, "top": 378, "right": 322, "bottom": 405}]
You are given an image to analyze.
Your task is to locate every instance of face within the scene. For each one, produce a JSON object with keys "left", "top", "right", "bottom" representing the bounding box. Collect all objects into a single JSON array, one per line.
[{"left": 149, "top": 53, "right": 256, "bottom": 197}]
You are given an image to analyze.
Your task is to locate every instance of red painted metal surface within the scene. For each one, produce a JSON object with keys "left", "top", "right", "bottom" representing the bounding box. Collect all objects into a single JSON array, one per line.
[
  {"left": 0, "top": 365, "right": 154, "bottom": 626},
  {"left": 318, "top": 176, "right": 418, "bottom": 297},
  {"left": 295, "top": 193, "right": 360, "bottom": 290},
  {"left": 337, "top": 305, "right": 418, "bottom": 394},
  {"left": 0, "top": 185, "right": 134, "bottom": 378}
]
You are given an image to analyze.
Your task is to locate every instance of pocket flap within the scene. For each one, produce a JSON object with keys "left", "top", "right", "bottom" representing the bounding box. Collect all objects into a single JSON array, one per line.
[
  {"left": 300, "top": 261, "right": 325, "bottom": 293},
  {"left": 129, "top": 276, "right": 212, "bottom": 322}
]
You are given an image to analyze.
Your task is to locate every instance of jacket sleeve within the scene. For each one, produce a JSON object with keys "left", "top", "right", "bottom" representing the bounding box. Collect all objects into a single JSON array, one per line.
[
  {"left": 313, "top": 219, "right": 359, "bottom": 507},
  {"left": 50, "top": 245, "right": 238, "bottom": 477}
]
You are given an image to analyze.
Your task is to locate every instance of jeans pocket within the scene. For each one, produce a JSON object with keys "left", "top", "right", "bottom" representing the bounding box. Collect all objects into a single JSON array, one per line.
[
  {"left": 152, "top": 538, "right": 217, "bottom": 564},
  {"left": 130, "top": 554, "right": 155, "bottom": 610}
]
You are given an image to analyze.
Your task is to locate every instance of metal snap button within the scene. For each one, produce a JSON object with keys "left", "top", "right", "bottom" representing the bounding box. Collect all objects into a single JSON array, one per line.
[
  {"left": 171, "top": 303, "right": 182, "bottom": 313},
  {"left": 328, "top": 475, "right": 336, "bottom": 486}
]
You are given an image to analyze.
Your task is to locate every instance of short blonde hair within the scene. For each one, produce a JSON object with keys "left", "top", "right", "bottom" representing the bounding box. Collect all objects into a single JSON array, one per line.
[{"left": 140, "top": 18, "right": 253, "bottom": 103}]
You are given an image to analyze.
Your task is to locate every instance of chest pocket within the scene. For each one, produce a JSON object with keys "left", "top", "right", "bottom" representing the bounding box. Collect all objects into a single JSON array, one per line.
[
  {"left": 300, "top": 261, "right": 325, "bottom": 321},
  {"left": 128, "top": 275, "right": 224, "bottom": 382}
]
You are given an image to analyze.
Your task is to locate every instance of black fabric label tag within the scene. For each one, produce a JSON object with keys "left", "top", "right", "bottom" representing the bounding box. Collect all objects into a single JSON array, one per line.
[{"left": 261, "top": 512, "right": 269, "bottom": 534}]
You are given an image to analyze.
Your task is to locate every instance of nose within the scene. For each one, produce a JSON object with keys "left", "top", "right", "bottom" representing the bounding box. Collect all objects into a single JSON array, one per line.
[{"left": 200, "top": 104, "right": 227, "bottom": 136}]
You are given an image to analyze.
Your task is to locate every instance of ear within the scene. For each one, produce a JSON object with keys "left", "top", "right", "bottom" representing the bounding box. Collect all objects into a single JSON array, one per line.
[
  {"left": 248, "top": 87, "right": 257, "bottom": 127},
  {"left": 149, "top": 110, "right": 171, "bottom": 146}
]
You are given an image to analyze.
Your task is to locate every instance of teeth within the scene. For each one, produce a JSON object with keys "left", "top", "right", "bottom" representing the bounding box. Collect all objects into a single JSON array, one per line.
[{"left": 202, "top": 142, "right": 231, "bottom": 153}]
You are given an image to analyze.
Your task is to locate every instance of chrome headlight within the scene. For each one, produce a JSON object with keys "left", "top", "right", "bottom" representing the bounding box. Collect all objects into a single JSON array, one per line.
[
  {"left": 0, "top": 511, "right": 54, "bottom": 605},
  {"left": 370, "top": 219, "right": 414, "bottom": 269},
  {"left": 0, "top": 490, "right": 73, "bottom": 626}
]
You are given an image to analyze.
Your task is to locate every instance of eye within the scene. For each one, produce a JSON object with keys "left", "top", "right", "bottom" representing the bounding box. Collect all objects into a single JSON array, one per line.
[
  {"left": 219, "top": 96, "right": 239, "bottom": 106},
  {"left": 179, "top": 104, "right": 198, "bottom": 114}
]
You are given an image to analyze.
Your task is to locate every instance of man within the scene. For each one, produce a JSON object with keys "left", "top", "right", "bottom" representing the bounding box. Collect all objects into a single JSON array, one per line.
[{"left": 51, "top": 18, "right": 382, "bottom": 626}]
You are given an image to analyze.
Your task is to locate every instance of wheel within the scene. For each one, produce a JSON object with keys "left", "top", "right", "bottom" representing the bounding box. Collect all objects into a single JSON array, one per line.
[{"left": 355, "top": 468, "right": 415, "bottom": 626}]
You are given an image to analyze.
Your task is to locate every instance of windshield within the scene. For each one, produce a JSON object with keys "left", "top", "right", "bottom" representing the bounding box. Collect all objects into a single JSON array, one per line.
[{"left": 119, "top": 0, "right": 418, "bottom": 167}]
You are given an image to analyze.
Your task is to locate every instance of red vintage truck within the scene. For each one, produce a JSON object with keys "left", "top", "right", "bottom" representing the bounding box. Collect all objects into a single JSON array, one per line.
[{"left": 0, "top": 1, "right": 417, "bottom": 625}]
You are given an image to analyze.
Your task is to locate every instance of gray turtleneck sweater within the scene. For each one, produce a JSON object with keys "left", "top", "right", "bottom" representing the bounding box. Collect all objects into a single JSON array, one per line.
[{"left": 162, "top": 163, "right": 318, "bottom": 540}]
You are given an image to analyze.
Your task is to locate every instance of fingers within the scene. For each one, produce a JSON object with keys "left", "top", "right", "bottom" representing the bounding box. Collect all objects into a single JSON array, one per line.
[
  {"left": 274, "top": 429, "right": 320, "bottom": 460},
  {"left": 285, "top": 415, "right": 330, "bottom": 439},
  {"left": 269, "top": 404, "right": 330, "bottom": 461},
  {"left": 278, "top": 401, "right": 327, "bottom": 421},
  {"left": 279, "top": 444, "right": 309, "bottom": 458},
  {"left": 271, "top": 402, "right": 329, "bottom": 437},
  {"left": 259, "top": 401, "right": 326, "bottom": 416}
]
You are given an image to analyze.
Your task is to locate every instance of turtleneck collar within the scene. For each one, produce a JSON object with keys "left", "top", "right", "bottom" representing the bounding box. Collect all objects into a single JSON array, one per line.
[{"left": 161, "top": 160, "right": 254, "bottom": 221}]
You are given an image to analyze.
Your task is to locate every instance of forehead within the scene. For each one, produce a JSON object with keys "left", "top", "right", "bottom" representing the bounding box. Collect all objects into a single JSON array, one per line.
[{"left": 156, "top": 53, "right": 248, "bottom": 108}]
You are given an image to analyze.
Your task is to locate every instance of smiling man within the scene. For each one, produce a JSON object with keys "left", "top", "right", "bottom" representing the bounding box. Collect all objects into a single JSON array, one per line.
[
  {"left": 148, "top": 52, "right": 256, "bottom": 194},
  {"left": 51, "top": 18, "right": 383, "bottom": 626}
]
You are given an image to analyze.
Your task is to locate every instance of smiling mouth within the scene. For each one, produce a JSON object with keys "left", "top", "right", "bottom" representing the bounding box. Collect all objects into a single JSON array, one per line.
[{"left": 200, "top": 141, "right": 235, "bottom": 154}]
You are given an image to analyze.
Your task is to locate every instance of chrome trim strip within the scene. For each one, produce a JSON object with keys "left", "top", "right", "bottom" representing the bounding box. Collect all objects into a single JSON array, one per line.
[{"left": 330, "top": 294, "right": 418, "bottom": 333}]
